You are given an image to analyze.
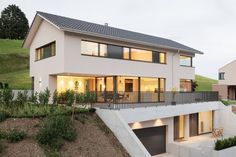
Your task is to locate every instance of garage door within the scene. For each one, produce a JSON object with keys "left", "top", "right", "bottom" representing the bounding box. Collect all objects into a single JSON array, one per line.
[{"left": 133, "top": 126, "right": 166, "bottom": 156}]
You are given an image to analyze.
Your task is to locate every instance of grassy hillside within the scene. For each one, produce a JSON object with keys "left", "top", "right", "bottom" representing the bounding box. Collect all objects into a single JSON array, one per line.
[
  {"left": 195, "top": 75, "right": 218, "bottom": 91},
  {"left": 0, "top": 39, "right": 30, "bottom": 89}
]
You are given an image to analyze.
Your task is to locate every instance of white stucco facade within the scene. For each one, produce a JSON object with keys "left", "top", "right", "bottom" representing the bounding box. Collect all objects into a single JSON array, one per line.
[{"left": 27, "top": 18, "right": 195, "bottom": 94}]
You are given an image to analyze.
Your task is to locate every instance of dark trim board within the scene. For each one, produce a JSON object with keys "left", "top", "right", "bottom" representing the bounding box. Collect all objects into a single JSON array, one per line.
[{"left": 133, "top": 126, "right": 166, "bottom": 156}]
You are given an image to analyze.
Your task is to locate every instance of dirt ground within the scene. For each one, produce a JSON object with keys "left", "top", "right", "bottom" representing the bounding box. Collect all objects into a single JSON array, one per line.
[{"left": 0, "top": 115, "right": 130, "bottom": 157}]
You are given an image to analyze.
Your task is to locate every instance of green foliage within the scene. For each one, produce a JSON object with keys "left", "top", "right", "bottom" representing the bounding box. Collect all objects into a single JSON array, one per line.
[
  {"left": 29, "top": 92, "right": 38, "bottom": 104},
  {"left": 75, "top": 113, "right": 88, "bottom": 124},
  {"left": 53, "top": 90, "right": 58, "bottom": 105},
  {"left": 195, "top": 75, "right": 218, "bottom": 91},
  {"left": 37, "top": 115, "right": 77, "bottom": 150},
  {"left": 0, "top": 110, "right": 9, "bottom": 122},
  {"left": 76, "top": 92, "right": 96, "bottom": 105},
  {"left": 15, "top": 90, "right": 28, "bottom": 106},
  {"left": 89, "top": 108, "right": 96, "bottom": 113},
  {"left": 39, "top": 88, "right": 51, "bottom": 105},
  {"left": 0, "top": 130, "right": 7, "bottom": 139},
  {"left": 6, "top": 129, "right": 26, "bottom": 143},
  {"left": 1, "top": 89, "right": 14, "bottom": 106},
  {"left": 215, "top": 136, "right": 236, "bottom": 150},
  {"left": 0, "top": 5, "right": 29, "bottom": 39},
  {"left": 221, "top": 100, "right": 236, "bottom": 106},
  {"left": 57, "top": 90, "right": 75, "bottom": 106}
]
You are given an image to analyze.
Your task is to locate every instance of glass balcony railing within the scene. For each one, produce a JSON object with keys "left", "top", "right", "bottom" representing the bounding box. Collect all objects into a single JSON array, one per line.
[{"left": 95, "top": 91, "right": 219, "bottom": 109}]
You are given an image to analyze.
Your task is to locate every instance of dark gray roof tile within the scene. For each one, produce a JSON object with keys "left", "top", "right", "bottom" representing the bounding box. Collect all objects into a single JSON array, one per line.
[{"left": 37, "top": 11, "right": 202, "bottom": 54}]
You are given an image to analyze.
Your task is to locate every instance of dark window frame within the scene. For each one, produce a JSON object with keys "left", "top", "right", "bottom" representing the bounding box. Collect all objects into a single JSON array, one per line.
[
  {"left": 81, "top": 40, "right": 167, "bottom": 64},
  {"left": 35, "top": 41, "right": 56, "bottom": 61},
  {"left": 219, "top": 72, "right": 225, "bottom": 80},
  {"left": 180, "top": 55, "right": 193, "bottom": 67}
]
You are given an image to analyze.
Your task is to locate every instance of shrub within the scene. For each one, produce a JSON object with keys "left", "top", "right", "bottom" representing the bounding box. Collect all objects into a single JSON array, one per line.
[
  {"left": 215, "top": 136, "right": 236, "bottom": 150},
  {"left": 29, "top": 92, "right": 38, "bottom": 104},
  {"left": 53, "top": 90, "right": 58, "bottom": 105},
  {"left": 58, "top": 90, "right": 75, "bottom": 106},
  {"left": 39, "top": 88, "right": 51, "bottom": 105},
  {"left": 15, "top": 91, "right": 28, "bottom": 106},
  {"left": 2, "top": 89, "right": 14, "bottom": 106},
  {"left": 89, "top": 108, "right": 96, "bottom": 113},
  {"left": 0, "top": 143, "right": 5, "bottom": 153},
  {"left": 0, "top": 130, "right": 7, "bottom": 139},
  {"left": 0, "top": 110, "right": 9, "bottom": 122},
  {"left": 6, "top": 129, "right": 26, "bottom": 143},
  {"left": 37, "top": 115, "right": 77, "bottom": 150},
  {"left": 75, "top": 113, "right": 88, "bottom": 124}
]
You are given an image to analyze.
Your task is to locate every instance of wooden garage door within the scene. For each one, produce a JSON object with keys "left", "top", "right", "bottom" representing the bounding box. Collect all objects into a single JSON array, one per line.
[{"left": 133, "top": 126, "right": 166, "bottom": 156}]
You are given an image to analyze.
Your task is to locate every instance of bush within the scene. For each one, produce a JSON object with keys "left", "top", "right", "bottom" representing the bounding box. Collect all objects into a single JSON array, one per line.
[
  {"left": 39, "top": 88, "right": 51, "bottom": 105},
  {"left": 29, "top": 92, "right": 38, "bottom": 104},
  {"left": 53, "top": 90, "right": 58, "bottom": 105},
  {"left": 6, "top": 129, "right": 26, "bottom": 143},
  {"left": 215, "top": 136, "right": 236, "bottom": 150},
  {"left": 89, "top": 108, "right": 96, "bottom": 113},
  {"left": 1, "top": 89, "right": 14, "bottom": 106},
  {"left": 0, "top": 110, "right": 9, "bottom": 122},
  {"left": 0, "top": 143, "right": 5, "bottom": 153},
  {"left": 75, "top": 113, "right": 88, "bottom": 124},
  {"left": 37, "top": 115, "right": 77, "bottom": 150},
  {"left": 15, "top": 90, "right": 28, "bottom": 106}
]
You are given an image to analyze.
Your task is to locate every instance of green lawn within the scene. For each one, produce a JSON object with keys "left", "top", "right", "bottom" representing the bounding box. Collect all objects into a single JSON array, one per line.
[
  {"left": 195, "top": 75, "right": 218, "bottom": 91},
  {"left": 0, "top": 39, "right": 30, "bottom": 89},
  {"left": 0, "top": 69, "right": 31, "bottom": 89}
]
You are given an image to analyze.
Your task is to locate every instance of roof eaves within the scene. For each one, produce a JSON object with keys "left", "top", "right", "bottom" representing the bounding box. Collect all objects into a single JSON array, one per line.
[{"left": 60, "top": 27, "right": 203, "bottom": 55}]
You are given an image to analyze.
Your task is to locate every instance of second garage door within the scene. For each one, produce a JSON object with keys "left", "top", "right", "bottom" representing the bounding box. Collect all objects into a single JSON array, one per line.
[{"left": 133, "top": 126, "right": 166, "bottom": 156}]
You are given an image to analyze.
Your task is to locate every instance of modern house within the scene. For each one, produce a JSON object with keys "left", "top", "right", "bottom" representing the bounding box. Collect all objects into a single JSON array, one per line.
[
  {"left": 213, "top": 60, "right": 236, "bottom": 100},
  {"left": 23, "top": 12, "right": 236, "bottom": 157}
]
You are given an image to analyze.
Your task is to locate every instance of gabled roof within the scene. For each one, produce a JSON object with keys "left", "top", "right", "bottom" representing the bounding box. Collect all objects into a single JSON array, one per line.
[{"left": 23, "top": 11, "right": 203, "bottom": 54}]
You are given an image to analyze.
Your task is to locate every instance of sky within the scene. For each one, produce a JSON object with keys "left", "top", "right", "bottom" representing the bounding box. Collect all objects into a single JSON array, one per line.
[{"left": 1, "top": 0, "right": 236, "bottom": 79}]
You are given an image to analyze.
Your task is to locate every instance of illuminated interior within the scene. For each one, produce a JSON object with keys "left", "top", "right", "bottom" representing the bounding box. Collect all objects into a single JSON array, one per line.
[
  {"left": 174, "top": 115, "right": 185, "bottom": 140},
  {"left": 180, "top": 79, "right": 192, "bottom": 92},
  {"left": 131, "top": 48, "right": 152, "bottom": 62},
  {"left": 198, "top": 111, "right": 213, "bottom": 134},
  {"left": 57, "top": 76, "right": 95, "bottom": 93},
  {"left": 141, "top": 78, "right": 158, "bottom": 102}
]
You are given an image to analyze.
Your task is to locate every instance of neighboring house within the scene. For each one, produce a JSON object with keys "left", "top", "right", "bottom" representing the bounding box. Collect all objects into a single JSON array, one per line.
[
  {"left": 23, "top": 12, "right": 225, "bottom": 157},
  {"left": 213, "top": 60, "right": 236, "bottom": 100}
]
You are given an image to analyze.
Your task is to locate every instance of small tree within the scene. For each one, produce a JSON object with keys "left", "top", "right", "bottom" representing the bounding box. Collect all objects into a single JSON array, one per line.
[
  {"left": 0, "top": 4, "right": 29, "bottom": 39},
  {"left": 192, "top": 81, "right": 198, "bottom": 92}
]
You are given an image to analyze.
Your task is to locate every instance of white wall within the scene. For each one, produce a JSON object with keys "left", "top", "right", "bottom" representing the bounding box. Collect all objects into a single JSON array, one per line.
[
  {"left": 30, "top": 20, "right": 195, "bottom": 94},
  {"left": 118, "top": 102, "right": 219, "bottom": 123},
  {"left": 30, "top": 20, "right": 65, "bottom": 93}
]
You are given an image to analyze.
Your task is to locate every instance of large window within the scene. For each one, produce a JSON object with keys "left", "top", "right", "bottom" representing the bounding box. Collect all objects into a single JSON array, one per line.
[
  {"left": 35, "top": 42, "right": 56, "bottom": 61},
  {"left": 81, "top": 41, "right": 98, "bottom": 56},
  {"left": 141, "top": 78, "right": 159, "bottom": 102},
  {"left": 81, "top": 40, "right": 166, "bottom": 64},
  {"left": 180, "top": 55, "right": 192, "bottom": 67},
  {"left": 131, "top": 48, "right": 152, "bottom": 62}
]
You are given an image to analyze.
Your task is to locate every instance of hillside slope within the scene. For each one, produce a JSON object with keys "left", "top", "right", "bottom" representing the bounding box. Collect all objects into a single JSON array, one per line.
[
  {"left": 195, "top": 75, "right": 218, "bottom": 91},
  {"left": 0, "top": 39, "right": 31, "bottom": 89}
]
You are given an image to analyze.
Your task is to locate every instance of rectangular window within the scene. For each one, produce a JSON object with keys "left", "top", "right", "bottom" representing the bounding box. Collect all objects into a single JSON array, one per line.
[
  {"left": 81, "top": 40, "right": 167, "bottom": 64},
  {"left": 219, "top": 72, "right": 225, "bottom": 80},
  {"left": 159, "top": 52, "right": 166, "bottom": 64},
  {"left": 35, "top": 42, "right": 56, "bottom": 61},
  {"left": 180, "top": 79, "right": 192, "bottom": 92},
  {"left": 131, "top": 48, "right": 152, "bottom": 62},
  {"left": 107, "top": 45, "right": 123, "bottom": 59},
  {"left": 180, "top": 55, "right": 192, "bottom": 67},
  {"left": 99, "top": 44, "right": 107, "bottom": 57},
  {"left": 153, "top": 52, "right": 166, "bottom": 64},
  {"left": 81, "top": 41, "right": 99, "bottom": 56},
  {"left": 140, "top": 78, "right": 159, "bottom": 102},
  {"left": 123, "top": 47, "right": 130, "bottom": 60}
]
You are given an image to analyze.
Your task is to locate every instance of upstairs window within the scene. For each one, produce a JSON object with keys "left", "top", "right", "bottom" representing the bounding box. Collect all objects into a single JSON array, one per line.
[
  {"left": 219, "top": 72, "right": 225, "bottom": 80},
  {"left": 35, "top": 42, "right": 56, "bottom": 61},
  {"left": 180, "top": 55, "right": 192, "bottom": 67},
  {"left": 81, "top": 41, "right": 98, "bottom": 56},
  {"left": 81, "top": 40, "right": 167, "bottom": 64}
]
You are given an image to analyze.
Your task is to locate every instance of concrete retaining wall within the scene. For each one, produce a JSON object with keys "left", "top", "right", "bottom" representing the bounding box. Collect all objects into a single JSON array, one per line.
[{"left": 96, "top": 109, "right": 151, "bottom": 157}]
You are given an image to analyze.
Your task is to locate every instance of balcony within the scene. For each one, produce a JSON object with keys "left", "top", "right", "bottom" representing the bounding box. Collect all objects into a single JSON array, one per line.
[{"left": 96, "top": 91, "right": 219, "bottom": 109}]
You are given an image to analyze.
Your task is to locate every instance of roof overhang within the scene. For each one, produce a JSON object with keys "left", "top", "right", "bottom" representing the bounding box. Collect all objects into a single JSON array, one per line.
[{"left": 23, "top": 12, "right": 204, "bottom": 55}]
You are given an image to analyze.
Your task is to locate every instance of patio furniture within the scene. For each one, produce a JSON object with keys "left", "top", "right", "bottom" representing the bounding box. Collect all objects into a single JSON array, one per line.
[{"left": 212, "top": 128, "right": 224, "bottom": 138}]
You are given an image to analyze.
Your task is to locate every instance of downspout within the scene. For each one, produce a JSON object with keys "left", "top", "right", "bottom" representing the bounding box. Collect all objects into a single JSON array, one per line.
[{"left": 172, "top": 50, "right": 180, "bottom": 89}]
